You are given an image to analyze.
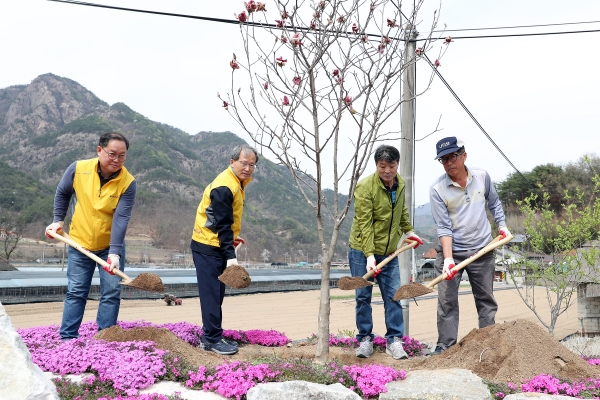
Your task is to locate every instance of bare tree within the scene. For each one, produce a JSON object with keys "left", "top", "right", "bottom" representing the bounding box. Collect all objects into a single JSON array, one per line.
[
  {"left": 507, "top": 169, "right": 600, "bottom": 336},
  {"left": 0, "top": 209, "right": 24, "bottom": 265},
  {"left": 221, "top": 0, "right": 444, "bottom": 360}
]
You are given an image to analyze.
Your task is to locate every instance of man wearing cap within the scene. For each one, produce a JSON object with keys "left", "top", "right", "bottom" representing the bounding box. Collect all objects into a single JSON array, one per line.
[{"left": 429, "top": 137, "right": 509, "bottom": 355}]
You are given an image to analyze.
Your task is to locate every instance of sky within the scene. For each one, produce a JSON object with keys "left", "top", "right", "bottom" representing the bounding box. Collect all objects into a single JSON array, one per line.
[{"left": 1, "top": 0, "right": 599, "bottom": 206}]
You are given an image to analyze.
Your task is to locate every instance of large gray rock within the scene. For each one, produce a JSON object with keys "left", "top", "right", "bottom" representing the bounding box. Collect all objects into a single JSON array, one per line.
[
  {"left": 247, "top": 380, "right": 361, "bottom": 400},
  {"left": 505, "top": 394, "right": 578, "bottom": 399},
  {"left": 380, "top": 369, "right": 491, "bottom": 400},
  {"left": 0, "top": 302, "right": 59, "bottom": 400}
]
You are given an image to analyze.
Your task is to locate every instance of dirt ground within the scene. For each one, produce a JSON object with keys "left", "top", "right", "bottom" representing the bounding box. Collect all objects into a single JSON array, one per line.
[
  {"left": 4, "top": 286, "right": 592, "bottom": 384},
  {"left": 5, "top": 286, "right": 579, "bottom": 343}
]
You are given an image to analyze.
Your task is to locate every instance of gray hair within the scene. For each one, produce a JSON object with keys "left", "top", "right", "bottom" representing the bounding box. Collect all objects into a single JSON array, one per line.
[
  {"left": 374, "top": 145, "right": 400, "bottom": 164},
  {"left": 231, "top": 144, "right": 259, "bottom": 164}
]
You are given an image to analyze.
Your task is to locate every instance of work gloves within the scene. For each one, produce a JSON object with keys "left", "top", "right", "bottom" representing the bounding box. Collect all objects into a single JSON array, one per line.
[
  {"left": 234, "top": 236, "right": 245, "bottom": 248},
  {"left": 405, "top": 231, "right": 424, "bottom": 249},
  {"left": 499, "top": 226, "right": 511, "bottom": 239},
  {"left": 226, "top": 258, "right": 239, "bottom": 267},
  {"left": 226, "top": 237, "right": 245, "bottom": 268},
  {"left": 366, "top": 255, "right": 376, "bottom": 272},
  {"left": 443, "top": 257, "right": 457, "bottom": 280},
  {"left": 104, "top": 254, "right": 120, "bottom": 275},
  {"left": 45, "top": 221, "right": 64, "bottom": 239}
]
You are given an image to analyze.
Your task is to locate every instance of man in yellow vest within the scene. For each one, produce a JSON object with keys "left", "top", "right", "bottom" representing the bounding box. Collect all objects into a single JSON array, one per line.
[
  {"left": 191, "top": 144, "right": 258, "bottom": 355},
  {"left": 45, "top": 132, "right": 136, "bottom": 341}
]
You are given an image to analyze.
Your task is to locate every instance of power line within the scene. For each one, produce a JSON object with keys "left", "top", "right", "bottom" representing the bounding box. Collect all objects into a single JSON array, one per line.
[
  {"left": 390, "top": 2, "right": 534, "bottom": 189},
  {"left": 419, "top": 28, "right": 600, "bottom": 41},
  {"left": 49, "top": 0, "right": 600, "bottom": 41},
  {"left": 421, "top": 54, "right": 533, "bottom": 187},
  {"left": 435, "top": 19, "right": 600, "bottom": 33}
]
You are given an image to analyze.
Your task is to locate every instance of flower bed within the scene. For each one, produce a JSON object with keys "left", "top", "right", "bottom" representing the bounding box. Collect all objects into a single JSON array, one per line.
[
  {"left": 18, "top": 321, "right": 407, "bottom": 399},
  {"left": 17, "top": 321, "right": 600, "bottom": 399}
]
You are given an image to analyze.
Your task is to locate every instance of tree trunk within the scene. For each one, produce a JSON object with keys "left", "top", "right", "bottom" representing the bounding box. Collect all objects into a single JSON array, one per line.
[{"left": 315, "top": 259, "right": 331, "bottom": 362}]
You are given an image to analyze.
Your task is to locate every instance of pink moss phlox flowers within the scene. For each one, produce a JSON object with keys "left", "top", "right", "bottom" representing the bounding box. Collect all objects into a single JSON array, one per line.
[
  {"left": 521, "top": 374, "right": 594, "bottom": 397},
  {"left": 327, "top": 335, "right": 426, "bottom": 357},
  {"left": 98, "top": 395, "right": 177, "bottom": 400},
  {"left": 187, "top": 361, "right": 280, "bottom": 400},
  {"left": 586, "top": 358, "right": 600, "bottom": 366},
  {"left": 343, "top": 364, "right": 404, "bottom": 398}
]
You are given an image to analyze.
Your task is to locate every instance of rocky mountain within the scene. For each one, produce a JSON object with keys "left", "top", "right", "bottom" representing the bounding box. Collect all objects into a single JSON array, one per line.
[
  {"left": 0, "top": 74, "right": 436, "bottom": 262},
  {"left": 0, "top": 74, "right": 357, "bottom": 261}
]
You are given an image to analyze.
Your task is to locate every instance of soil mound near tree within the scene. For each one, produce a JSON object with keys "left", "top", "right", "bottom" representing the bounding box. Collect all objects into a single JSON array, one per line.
[
  {"left": 416, "top": 319, "right": 600, "bottom": 384},
  {"left": 94, "top": 320, "right": 600, "bottom": 385}
]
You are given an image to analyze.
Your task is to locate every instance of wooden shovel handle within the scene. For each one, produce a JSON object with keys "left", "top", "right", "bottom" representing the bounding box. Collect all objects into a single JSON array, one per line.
[
  {"left": 46, "top": 229, "right": 132, "bottom": 282},
  {"left": 425, "top": 234, "right": 513, "bottom": 289},
  {"left": 362, "top": 239, "right": 418, "bottom": 280}
]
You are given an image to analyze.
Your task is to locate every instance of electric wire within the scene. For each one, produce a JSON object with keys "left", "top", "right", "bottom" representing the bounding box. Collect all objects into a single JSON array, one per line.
[
  {"left": 435, "top": 19, "right": 600, "bottom": 33},
  {"left": 48, "top": 0, "right": 574, "bottom": 198},
  {"left": 49, "top": 0, "right": 600, "bottom": 41}
]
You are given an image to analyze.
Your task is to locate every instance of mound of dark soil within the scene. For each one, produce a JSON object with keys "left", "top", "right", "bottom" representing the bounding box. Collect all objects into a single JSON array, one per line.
[{"left": 416, "top": 319, "right": 600, "bottom": 384}]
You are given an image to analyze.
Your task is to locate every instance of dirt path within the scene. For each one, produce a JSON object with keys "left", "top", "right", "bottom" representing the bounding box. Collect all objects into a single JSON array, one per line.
[{"left": 5, "top": 285, "right": 578, "bottom": 342}]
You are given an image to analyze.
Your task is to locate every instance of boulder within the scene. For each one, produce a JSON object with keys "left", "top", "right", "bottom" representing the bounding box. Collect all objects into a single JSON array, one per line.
[
  {"left": 0, "top": 302, "right": 59, "bottom": 400},
  {"left": 247, "top": 380, "right": 361, "bottom": 400},
  {"left": 380, "top": 368, "right": 491, "bottom": 400}
]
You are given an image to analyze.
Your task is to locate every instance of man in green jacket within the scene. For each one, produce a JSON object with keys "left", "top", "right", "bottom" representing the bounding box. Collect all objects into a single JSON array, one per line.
[{"left": 348, "top": 145, "right": 423, "bottom": 359}]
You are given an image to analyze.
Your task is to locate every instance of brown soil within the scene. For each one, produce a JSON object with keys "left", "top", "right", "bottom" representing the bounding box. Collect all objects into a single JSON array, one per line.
[
  {"left": 127, "top": 273, "right": 165, "bottom": 293},
  {"left": 413, "top": 319, "right": 600, "bottom": 384},
  {"left": 93, "top": 319, "right": 600, "bottom": 385},
  {"left": 393, "top": 283, "right": 433, "bottom": 300},
  {"left": 218, "top": 265, "right": 251, "bottom": 288},
  {"left": 337, "top": 276, "right": 372, "bottom": 290}
]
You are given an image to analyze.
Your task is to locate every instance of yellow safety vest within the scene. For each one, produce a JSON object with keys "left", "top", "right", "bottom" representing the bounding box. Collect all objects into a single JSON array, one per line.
[
  {"left": 192, "top": 167, "right": 250, "bottom": 247},
  {"left": 69, "top": 158, "right": 135, "bottom": 251}
]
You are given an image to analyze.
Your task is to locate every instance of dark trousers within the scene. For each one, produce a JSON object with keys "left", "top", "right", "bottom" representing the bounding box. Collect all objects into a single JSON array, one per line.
[
  {"left": 192, "top": 250, "right": 227, "bottom": 344},
  {"left": 434, "top": 245, "right": 497, "bottom": 349}
]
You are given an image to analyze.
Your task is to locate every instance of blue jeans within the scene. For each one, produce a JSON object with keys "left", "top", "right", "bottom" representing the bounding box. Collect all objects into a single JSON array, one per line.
[
  {"left": 349, "top": 248, "right": 404, "bottom": 343},
  {"left": 60, "top": 246, "right": 126, "bottom": 340}
]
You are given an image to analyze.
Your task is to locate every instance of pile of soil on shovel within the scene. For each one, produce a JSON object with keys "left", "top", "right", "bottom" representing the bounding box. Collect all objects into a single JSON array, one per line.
[
  {"left": 218, "top": 264, "right": 251, "bottom": 289},
  {"left": 129, "top": 273, "right": 165, "bottom": 292},
  {"left": 414, "top": 319, "right": 600, "bottom": 384},
  {"left": 393, "top": 282, "right": 433, "bottom": 300},
  {"left": 337, "top": 276, "right": 372, "bottom": 290}
]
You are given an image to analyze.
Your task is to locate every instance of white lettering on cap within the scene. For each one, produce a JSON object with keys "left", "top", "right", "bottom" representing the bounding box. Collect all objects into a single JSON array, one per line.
[{"left": 439, "top": 141, "right": 450, "bottom": 148}]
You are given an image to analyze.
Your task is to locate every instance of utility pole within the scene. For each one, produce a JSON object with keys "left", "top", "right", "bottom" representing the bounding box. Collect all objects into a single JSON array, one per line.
[{"left": 399, "top": 25, "right": 418, "bottom": 337}]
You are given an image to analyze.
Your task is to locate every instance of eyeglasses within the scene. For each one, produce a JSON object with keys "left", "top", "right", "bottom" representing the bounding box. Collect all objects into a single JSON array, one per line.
[
  {"left": 101, "top": 147, "right": 126, "bottom": 162},
  {"left": 237, "top": 161, "right": 256, "bottom": 169},
  {"left": 438, "top": 152, "right": 463, "bottom": 164}
]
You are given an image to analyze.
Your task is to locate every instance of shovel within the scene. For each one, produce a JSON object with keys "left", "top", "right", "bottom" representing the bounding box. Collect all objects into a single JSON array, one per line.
[
  {"left": 46, "top": 229, "right": 165, "bottom": 293},
  {"left": 337, "top": 239, "right": 418, "bottom": 290},
  {"left": 393, "top": 234, "right": 513, "bottom": 300},
  {"left": 218, "top": 241, "right": 251, "bottom": 289}
]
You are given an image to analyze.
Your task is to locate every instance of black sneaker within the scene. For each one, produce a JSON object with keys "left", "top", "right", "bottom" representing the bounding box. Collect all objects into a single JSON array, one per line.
[
  {"left": 202, "top": 338, "right": 238, "bottom": 355},
  {"left": 224, "top": 338, "right": 238, "bottom": 347},
  {"left": 431, "top": 346, "right": 446, "bottom": 356}
]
